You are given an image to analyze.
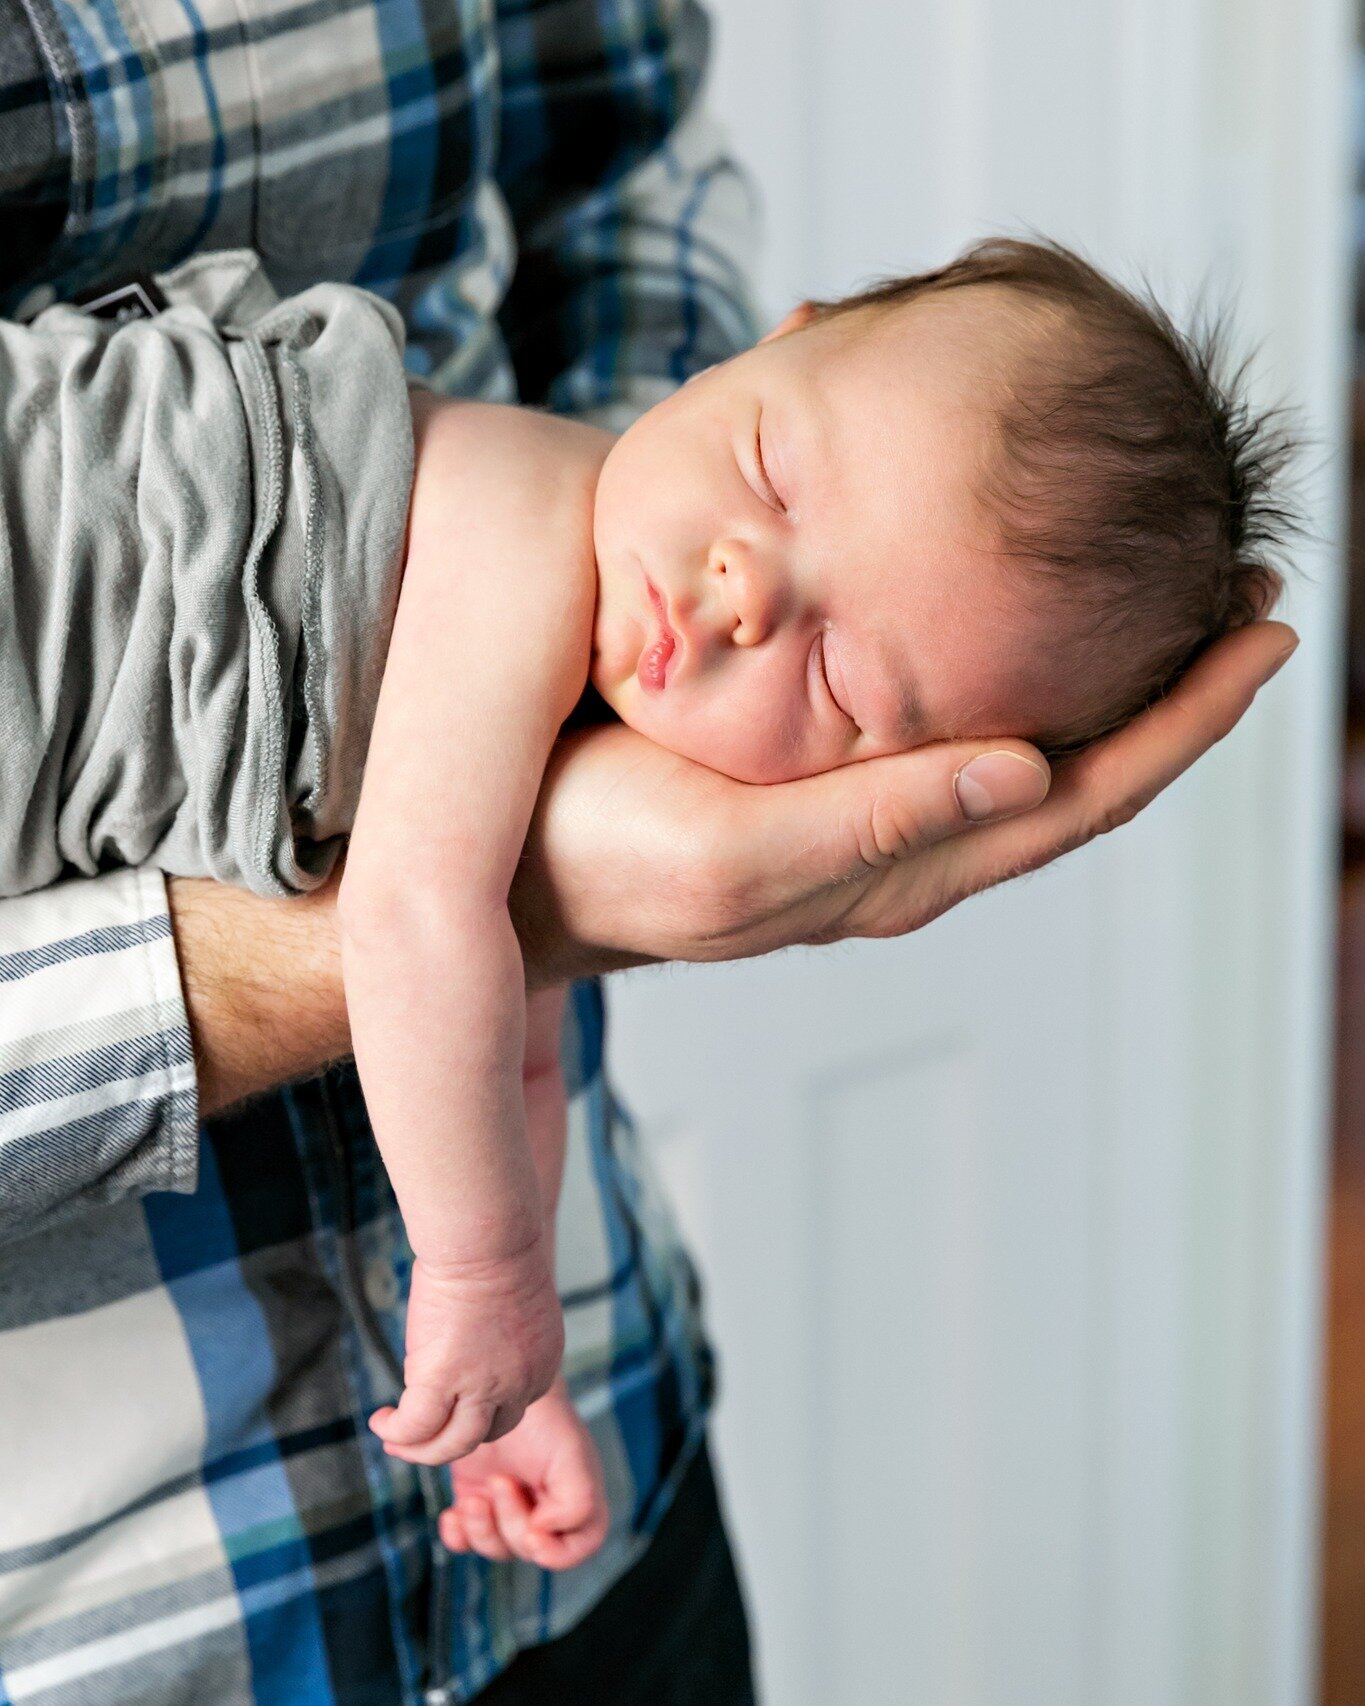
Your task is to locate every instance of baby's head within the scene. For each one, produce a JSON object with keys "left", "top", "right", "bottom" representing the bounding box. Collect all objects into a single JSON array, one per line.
[{"left": 589, "top": 238, "right": 1294, "bottom": 784}]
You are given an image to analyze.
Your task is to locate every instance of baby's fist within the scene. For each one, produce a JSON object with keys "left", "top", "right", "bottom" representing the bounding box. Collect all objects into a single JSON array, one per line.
[
  {"left": 439, "top": 1379, "right": 609, "bottom": 1571},
  {"left": 370, "top": 1240, "right": 564, "bottom": 1464}
]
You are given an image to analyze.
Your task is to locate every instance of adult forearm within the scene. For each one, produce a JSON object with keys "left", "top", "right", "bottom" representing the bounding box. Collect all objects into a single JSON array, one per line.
[{"left": 167, "top": 871, "right": 352, "bottom": 1116}]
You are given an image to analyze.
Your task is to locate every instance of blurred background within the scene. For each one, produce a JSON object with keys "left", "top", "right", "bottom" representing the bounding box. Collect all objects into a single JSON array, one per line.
[{"left": 605, "top": 1, "right": 1358, "bottom": 1703}]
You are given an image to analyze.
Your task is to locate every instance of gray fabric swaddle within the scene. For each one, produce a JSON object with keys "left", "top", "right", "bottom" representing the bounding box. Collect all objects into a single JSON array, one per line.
[{"left": 0, "top": 251, "right": 414, "bottom": 897}]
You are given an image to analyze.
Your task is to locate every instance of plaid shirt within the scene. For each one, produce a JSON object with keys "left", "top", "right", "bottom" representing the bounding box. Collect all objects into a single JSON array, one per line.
[{"left": 0, "top": 1, "right": 758, "bottom": 1700}]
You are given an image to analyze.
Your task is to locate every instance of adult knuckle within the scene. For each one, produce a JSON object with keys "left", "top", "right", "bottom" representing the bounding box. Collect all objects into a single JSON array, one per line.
[
  {"left": 862, "top": 792, "right": 922, "bottom": 865},
  {"left": 1033, "top": 785, "right": 1120, "bottom": 853},
  {"left": 1094, "top": 795, "right": 1139, "bottom": 838},
  {"left": 911, "top": 869, "right": 971, "bottom": 928},
  {"left": 802, "top": 917, "right": 848, "bottom": 947}
]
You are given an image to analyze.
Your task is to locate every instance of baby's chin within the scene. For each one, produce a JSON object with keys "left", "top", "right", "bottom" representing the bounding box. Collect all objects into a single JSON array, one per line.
[
  {"left": 588, "top": 656, "right": 674, "bottom": 755},
  {"left": 584, "top": 656, "right": 689, "bottom": 757}
]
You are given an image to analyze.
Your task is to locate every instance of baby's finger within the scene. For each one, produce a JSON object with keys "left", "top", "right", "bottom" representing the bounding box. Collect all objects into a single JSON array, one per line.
[
  {"left": 524, "top": 1448, "right": 604, "bottom": 1538},
  {"left": 488, "top": 1475, "right": 535, "bottom": 1558},
  {"left": 438, "top": 1506, "right": 472, "bottom": 1553},
  {"left": 521, "top": 1456, "right": 609, "bottom": 1571},
  {"left": 383, "top": 1397, "right": 498, "bottom": 1466},
  {"left": 459, "top": 1492, "right": 514, "bottom": 1562},
  {"left": 369, "top": 1383, "right": 455, "bottom": 1448},
  {"left": 525, "top": 1479, "right": 595, "bottom": 1540},
  {"left": 524, "top": 1503, "right": 610, "bottom": 1572}
]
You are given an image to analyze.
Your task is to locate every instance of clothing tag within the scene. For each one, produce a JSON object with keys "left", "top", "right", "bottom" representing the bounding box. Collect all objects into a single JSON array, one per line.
[{"left": 70, "top": 276, "right": 168, "bottom": 323}]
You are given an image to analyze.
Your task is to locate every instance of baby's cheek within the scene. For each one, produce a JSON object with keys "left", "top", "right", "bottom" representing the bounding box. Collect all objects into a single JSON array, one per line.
[
  {"left": 674, "top": 701, "right": 828, "bottom": 785},
  {"left": 604, "top": 670, "right": 842, "bottom": 785}
]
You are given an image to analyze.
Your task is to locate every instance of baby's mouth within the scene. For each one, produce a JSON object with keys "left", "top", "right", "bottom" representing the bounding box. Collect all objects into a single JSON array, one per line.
[{"left": 637, "top": 577, "right": 677, "bottom": 692}]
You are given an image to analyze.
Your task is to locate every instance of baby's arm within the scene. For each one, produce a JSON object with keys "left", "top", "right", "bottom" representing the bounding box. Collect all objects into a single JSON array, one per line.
[
  {"left": 343, "top": 397, "right": 609, "bottom": 1464},
  {"left": 437, "top": 984, "right": 610, "bottom": 1569},
  {"left": 522, "top": 985, "right": 570, "bottom": 1233}
]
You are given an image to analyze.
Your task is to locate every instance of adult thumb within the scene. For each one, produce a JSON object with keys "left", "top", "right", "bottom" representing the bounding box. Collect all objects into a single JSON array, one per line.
[
  {"left": 747, "top": 741, "right": 1052, "bottom": 887},
  {"left": 950, "top": 748, "right": 1054, "bottom": 824}
]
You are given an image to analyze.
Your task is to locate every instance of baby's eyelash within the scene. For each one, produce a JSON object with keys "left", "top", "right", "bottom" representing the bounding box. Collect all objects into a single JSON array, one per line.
[
  {"left": 816, "top": 632, "right": 859, "bottom": 730},
  {"left": 753, "top": 416, "right": 786, "bottom": 513}
]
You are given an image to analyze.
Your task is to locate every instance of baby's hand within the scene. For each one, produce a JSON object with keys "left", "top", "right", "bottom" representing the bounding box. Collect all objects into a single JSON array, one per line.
[
  {"left": 438, "top": 1379, "right": 609, "bottom": 1571},
  {"left": 369, "top": 1238, "right": 564, "bottom": 1464}
]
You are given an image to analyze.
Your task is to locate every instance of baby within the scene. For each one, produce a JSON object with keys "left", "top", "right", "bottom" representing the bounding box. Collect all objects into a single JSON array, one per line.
[
  {"left": 1, "top": 237, "right": 1292, "bottom": 1573},
  {"left": 346, "top": 238, "right": 1292, "bottom": 1567}
]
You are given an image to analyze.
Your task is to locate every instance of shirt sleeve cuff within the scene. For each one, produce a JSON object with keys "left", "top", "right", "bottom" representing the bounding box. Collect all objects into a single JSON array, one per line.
[{"left": 0, "top": 867, "right": 199, "bottom": 1243}]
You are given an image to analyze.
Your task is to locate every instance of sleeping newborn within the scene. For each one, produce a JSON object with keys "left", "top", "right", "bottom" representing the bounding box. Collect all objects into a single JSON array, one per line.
[
  {"left": 359, "top": 236, "right": 1293, "bottom": 1570},
  {"left": 0, "top": 237, "right": 1295, "bottom": 1571}
]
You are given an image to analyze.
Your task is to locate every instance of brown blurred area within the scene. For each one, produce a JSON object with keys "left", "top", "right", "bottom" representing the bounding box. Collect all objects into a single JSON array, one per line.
[
  {"left": 1322, "top": 236, "right": 1365, "bottom": 1695},
  {"left": 1324, "top": 863, "right": 1365, "bottom": 1704}
]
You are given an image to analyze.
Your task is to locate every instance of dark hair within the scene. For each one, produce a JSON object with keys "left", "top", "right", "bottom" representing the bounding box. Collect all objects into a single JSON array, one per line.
[{"left": 809, "top": 238, "right": 1298, "bottom": 753}]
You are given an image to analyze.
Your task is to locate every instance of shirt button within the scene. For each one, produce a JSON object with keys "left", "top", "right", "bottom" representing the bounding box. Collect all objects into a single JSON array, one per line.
[{"left": 363, "top": 1258, "right": 400, "bottom": 1311}]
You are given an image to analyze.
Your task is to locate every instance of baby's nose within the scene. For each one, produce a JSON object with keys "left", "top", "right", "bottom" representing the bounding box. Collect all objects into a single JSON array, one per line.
[{"left": 714, "top": 546, "right": 780, "bottom": 647}]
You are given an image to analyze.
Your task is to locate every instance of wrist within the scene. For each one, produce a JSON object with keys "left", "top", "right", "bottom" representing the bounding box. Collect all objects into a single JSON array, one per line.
[{"left": 412, "top": 1217, "right": 552, "bottom": 1284}]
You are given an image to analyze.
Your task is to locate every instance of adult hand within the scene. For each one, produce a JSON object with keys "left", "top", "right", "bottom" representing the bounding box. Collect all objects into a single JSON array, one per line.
[{"left": 512, "top": 619, "right": 1297, "bottom": 984}]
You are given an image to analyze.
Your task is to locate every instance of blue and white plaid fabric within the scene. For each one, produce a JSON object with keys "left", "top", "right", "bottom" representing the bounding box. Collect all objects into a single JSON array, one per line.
[{"left": 0, "top": 0, "right": 759, "bottom": 1698}]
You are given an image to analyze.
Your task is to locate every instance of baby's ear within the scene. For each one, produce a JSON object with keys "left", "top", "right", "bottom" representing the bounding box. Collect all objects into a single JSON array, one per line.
[
  {"left": 758, "top": 301, "right": 818, "bottom": 344},
  {"left": 1232, "top": 563, "right": 1285, "bottom": 625}
]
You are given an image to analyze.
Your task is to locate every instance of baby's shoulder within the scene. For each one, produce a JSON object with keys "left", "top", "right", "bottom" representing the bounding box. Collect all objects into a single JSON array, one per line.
[{"left": 466, "top": 521, "right": 596, "bottom": 726}]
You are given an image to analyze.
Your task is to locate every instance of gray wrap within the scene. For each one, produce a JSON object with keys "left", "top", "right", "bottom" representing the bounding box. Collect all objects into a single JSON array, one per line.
[{"left": 0, "top": 251, "right": 413, "bottom": 896}]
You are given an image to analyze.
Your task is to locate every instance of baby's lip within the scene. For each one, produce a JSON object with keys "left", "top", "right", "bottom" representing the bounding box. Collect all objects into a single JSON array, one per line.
[
  {"left": 638, "top": 575, "right": 680, "bottom": 692},
  {"left": 646, "top": 577, "right": 678, "bottom": 646}
]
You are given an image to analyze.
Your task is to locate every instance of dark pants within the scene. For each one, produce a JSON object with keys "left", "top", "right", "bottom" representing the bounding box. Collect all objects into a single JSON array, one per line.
[{"left": 475, "top": 1445, "right": 756, "bottom": 1705}]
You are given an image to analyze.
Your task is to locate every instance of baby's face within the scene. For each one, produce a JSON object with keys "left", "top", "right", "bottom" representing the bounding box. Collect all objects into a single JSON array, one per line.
[{"left": 589, "top": 290, "right": 1084, "bottom": 783}]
